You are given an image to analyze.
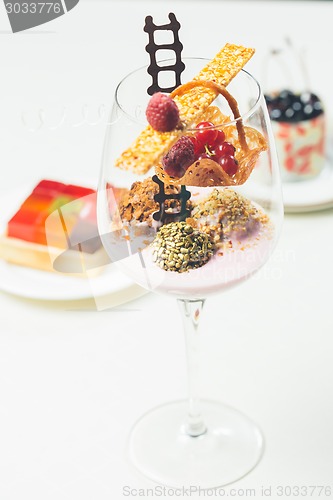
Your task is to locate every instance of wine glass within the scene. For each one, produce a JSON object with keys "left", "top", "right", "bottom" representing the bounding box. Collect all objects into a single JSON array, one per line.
[{"left": 97, "top": 58, "right": 283, "bottom": 489}]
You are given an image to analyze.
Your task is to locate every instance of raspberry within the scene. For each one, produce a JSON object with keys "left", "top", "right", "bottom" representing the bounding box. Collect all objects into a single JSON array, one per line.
[
  {"left": 162, "top": 136, "right": 195, "bottom": 177},
  {"left": 146, "top": 92, "right": 180, "bottom": 132}
]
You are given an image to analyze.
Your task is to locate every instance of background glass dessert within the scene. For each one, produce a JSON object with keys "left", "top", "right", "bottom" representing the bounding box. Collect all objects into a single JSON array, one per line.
[{"left": 263, "top": 40, "right": 326, "bottom": 182}]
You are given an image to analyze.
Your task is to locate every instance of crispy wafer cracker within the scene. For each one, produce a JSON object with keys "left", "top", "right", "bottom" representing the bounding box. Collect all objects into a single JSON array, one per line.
[
  {"left": 154, "top": 124, "right": 267, "bottom": 188},
  {"left": 155, "top": 158, "right": 236, "bottom": 187},
  {"left": 115, "top": 43, "right": 255, "bottom": 175}
]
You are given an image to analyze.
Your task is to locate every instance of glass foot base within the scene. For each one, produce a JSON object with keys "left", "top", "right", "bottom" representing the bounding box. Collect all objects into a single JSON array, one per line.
[{"left": 128, "top": 400, "right": 264, "bottom": 489}]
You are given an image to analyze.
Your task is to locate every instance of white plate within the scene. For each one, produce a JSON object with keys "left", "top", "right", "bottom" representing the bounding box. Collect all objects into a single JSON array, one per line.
[
  {"left": 0, "top": 260, "right": 146, "bottom": 303},
  {"left": 0, "top": 182, "right": 146, "bottom": 302},
  {"left": 282, "top": 158, "right": 333, "bottom": 213}
]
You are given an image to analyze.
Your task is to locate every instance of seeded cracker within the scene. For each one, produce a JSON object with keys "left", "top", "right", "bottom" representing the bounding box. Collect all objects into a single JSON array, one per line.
[{"left": 115, "top": 44, "right": 255, "bottom": 175}]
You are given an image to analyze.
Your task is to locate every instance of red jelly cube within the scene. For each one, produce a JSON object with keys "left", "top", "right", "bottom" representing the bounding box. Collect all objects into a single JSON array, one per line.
[
  {"left": 63, "top": 184, "right": 95, "bottom": 199},
  {"left": 7, "top": 209, "right": 47, "bottom": 245},
  {"left": 33, "top": 179, "right": 66, "bottom": 197}
]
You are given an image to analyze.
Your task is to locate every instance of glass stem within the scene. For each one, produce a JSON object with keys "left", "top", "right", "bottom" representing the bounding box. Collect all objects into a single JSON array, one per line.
[{"left": 178, "top": 298, "right": 207, "bottom": 438}]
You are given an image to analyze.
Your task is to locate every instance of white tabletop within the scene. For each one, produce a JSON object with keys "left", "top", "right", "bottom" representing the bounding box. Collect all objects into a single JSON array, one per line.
[{"left": 1, "top": 1, "right": 333, "bottom": 499}]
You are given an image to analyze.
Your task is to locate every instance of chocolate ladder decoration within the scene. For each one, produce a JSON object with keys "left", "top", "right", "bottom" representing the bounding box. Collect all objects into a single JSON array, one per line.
[
  {"left": 144, "top": 14, "right": 191, "bottom": 223},
  {"left": 144, "top": 12, "right": 185, "bottom": 95},
  {"left": 152, "top": 175, "right": 191, "bottom": 223}
]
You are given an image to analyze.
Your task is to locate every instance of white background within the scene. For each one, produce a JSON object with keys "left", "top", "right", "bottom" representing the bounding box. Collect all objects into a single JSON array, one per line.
[{"left": 0, "top": 1, "right": 333, "bottom": 499}]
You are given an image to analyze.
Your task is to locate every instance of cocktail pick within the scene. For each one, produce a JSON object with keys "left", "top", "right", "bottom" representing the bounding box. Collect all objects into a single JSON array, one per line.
[{"left": 144, "top": 12, "right": 185, "bottom": 95}]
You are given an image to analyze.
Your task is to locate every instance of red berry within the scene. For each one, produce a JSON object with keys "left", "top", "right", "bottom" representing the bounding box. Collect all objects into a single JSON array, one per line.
[
  {"left": 189, "top": 135, "right": 205, "bottom": 157},
  {"left": 214, "top": 130, "right": 226, "bottom": 145},
  {"left": 218, "top": 155, "right": 239, "bottom": 176},
  {"left": 162, "top": 136, "right": 195, "bottom": 177},
  {"left": 195, "top": 121, "right": 218, "bottom": 147},
  {"left": 146, "top": 93, "right": 180, "bottom": 132},
  {"left": 213, "top": 141, "right": 236, "bottom": 159}
]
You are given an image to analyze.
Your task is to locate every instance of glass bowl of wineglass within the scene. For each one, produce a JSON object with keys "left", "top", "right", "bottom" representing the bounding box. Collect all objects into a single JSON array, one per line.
[{"left": 97, "top": 54, "right": 283, "bottom": 489}]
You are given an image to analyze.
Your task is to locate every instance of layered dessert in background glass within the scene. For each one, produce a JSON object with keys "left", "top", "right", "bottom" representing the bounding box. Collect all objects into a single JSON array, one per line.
[
  {"left": 263, "top": 41, "right": 326, "bottom": 182},
  {"left": 265, "top": 89, "right": 325, "bottom": 181}
]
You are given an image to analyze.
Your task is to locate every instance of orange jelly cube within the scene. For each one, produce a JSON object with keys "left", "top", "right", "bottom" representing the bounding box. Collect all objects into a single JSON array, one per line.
[{"left": 20, "top": 193, "right": 54, "bottom": 214}]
